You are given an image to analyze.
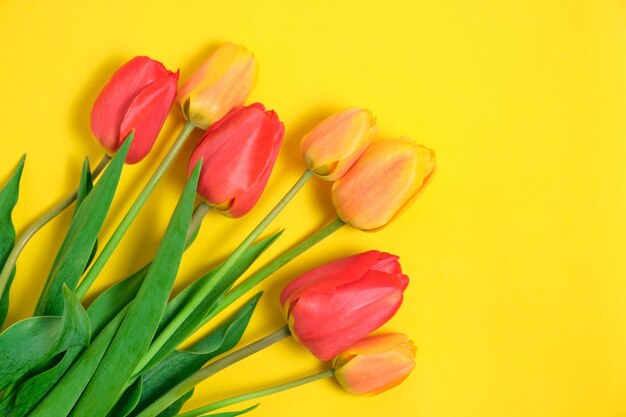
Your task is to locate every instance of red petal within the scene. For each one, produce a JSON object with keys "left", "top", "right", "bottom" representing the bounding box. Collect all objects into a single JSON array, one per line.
[
  {"left": 119, "top": 73, "right": 178, "bottom": 164},
  {"left": 280, "top": 251, "right": 382, "bottom": 305},
  {"left": 91, "top": 56, "right": 173, "bottom": 153},
  {"left": 289, "top": 270, "right": 407, "bottom": 360},
  {"left": 189, "top": 104, "right": 284, "bottom": 216}
]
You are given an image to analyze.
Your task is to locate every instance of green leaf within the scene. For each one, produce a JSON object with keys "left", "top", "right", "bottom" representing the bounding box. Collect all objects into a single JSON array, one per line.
[
  {"left": 144, "top": 231, "right": 283, "bottom": 373},
  {"left": 73, "top": 157, "right": 94, "bottom": 216},
  {"left": 74, "top": 157, "right": 98, "bottom": 272},
  {"left": 155, "top": 389, "right": 193, "bottom": 417},
  {"left": 0, "top": 155, "right": 26, "bottom": 326},
  {"left": 126, "top": 294, "right": 262, "bottom": 417},
  {"left": 35, "top": 135, "right": 132, "bottom": 316},
  {"left": 68, "top": 162, "right": 202, "bottom": 417},
  {"left": 0, "top": 392, "right": 13, "bottom": 417},
  {"left": 86, "top": 265, "right": 147, "bottom": 335},
  {"left": 107, "top": 376, "right": 143, "bottom": 417},
  {"left": 189, "top": 404, "right": 259, "bottom": 417},
  {"left": 0, "top": 286, "right": 89, "bottom": 391},
  {"left": 11, "top": 346, "right": 81, "bottom": 417},
  {"left": 28, "top": 304, "right": 130, "bottom": 417},
  {"left": 9, "top": 267, "right": 146, "bottom": 417}
]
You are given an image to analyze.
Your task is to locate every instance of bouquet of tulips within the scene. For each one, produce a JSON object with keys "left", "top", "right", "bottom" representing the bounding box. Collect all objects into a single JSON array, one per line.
[{"left": 0, "top": 42, "right": 435, "bottom": 417}]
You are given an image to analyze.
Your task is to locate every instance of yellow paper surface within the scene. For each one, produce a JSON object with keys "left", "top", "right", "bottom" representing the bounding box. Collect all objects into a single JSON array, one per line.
[{"left": 1, "top": 1, "right": 625, "bottom": 416}]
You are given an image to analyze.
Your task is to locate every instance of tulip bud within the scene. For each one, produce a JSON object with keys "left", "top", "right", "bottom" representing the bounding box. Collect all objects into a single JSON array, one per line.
[
  {"left": 332, "top": 138, "right": 435, "bottom": 231},
  {"left": 188, "top": 103, "right": 284, "bottom": 218},
  {"left": 332, "top": 333, "right": 416, "bottom": 395},
  {"left": 91, "top": 56, "right": 179, "bottom": 164},
  {"left": 177, "top": 42, "right": 258, "bottom": 129},
  {"left": 300, "top": 108, "right": 377, "bottom": 181},
  {"left": 280, "top": 250, "right": 409, "bottom": 361}
]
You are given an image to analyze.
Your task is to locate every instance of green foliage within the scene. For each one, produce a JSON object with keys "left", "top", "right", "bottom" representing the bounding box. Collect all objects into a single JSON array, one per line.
[
  {"left": 0, "top": 286, "right": 90, "bottom": 391},
  {"left": 124, "top": 293, "right": 262, "bottom": 416},
  {"left": 68, "top": 162, "right": 202, "bottom": 417},
  {"left": 35, "top": 136, "right": 132, "bottom": 316},
  {"left": 0, "top": 155, "right": 25, "bottom": 326}
]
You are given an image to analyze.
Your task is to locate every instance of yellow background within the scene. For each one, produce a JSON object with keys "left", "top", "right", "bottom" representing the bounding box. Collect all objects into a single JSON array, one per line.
[{"left": 1, "top": 1, "right": 626, "bottom": 416}]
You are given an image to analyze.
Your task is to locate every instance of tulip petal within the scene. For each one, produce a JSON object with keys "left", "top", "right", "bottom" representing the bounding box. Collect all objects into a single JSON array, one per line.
[
  {"left": 177, "top": 43, "right": 258, "bottom": 129},
  {"left": 189, "top": 103, "right": 284, "bottom": 217},
  {"left": 280, "top": 250, "right": 382, "bottom": 305},
  {"left": 289, "top": 270, "right": 407, "bottom": 360},
  {"left": 333, "top": 333, "right": 417, "bottom": 395},
  {"left": 336, "top": 351, "right": 416, "bottom": 395},
  {"left": 332, "top": 138, "right": 436, "bottom": 230},
  {"left": 301, "top": 108, "right": 376, "bottom": 181},
  {"left": 91, "top": 57, "right": 173, "bottom": 153},
  {"left": 120, "top": 73, "right": 179, "bottom": 164}
]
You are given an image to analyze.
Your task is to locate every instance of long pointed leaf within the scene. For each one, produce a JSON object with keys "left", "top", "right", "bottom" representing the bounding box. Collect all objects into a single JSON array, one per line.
[
  {"left": 68, "top": 162, "right": 202, "bottom": 417},
  {"left": 35, "top": 136, "right": 132, "bottom": 316},
  {"left": 155, "top": 389, "right": 193, "bottom": 417},
  {"left": 9, "top": 266, "right": 145, "bottom": 416},
  {"left": 28, "top": 304, "right": 130, "bottom": 417},
  {"left": 187, "top": 404, "right": 259, "bottom": 417},
  {"left": 0, "top": 286, "right": 89, "bottom": 390},
  {"left": 126, "top": 293, "right": 262, "bottom": 416},
  {"left": 144, "top": 231, "right": 282, "bottom": 373},
  {"left": 107, "top": 376, "right": 143, "bottom": 417},
  {"left": 74, "top": 158, "right": 98, "bottom": 272},
  {"left": 0, "top": 155, "right": 26, "bottom": 326}
]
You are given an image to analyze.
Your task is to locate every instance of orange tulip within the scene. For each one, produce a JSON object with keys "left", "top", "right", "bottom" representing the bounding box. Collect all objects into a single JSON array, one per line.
[
  {"left": 300, "top": 108, "right": 377, "bottom": 181},
  {"left": 332, "top": 333, "right": 416, "bottom": 396},
  {"left": 176, "top": 42, "right": 258, "bottom": 129},
  {"left": 332, "top": 138, "right": 435, "bottom": 230}
]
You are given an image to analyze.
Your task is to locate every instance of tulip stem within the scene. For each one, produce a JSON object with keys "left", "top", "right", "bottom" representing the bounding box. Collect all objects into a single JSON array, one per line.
[
  {"left": 136, "top": 169, "right": 314, "bottom": 373},
  {"left": 135, "top": 326, "right": 293, "bottom": 417},
  {"left": 0, "top": 153, "right": 111, "bottom": 303},
  {"left": 202, "top": 217, "right": 345, "bottom": 326},
  {"left": 186, "top": 201, "right": 212, "bottom": 245},
  {"left": 76, "top": 121, "right": 196, "bottom": 299},
  {"left": 177, "top": 369, "right": 335, "bottom": 417}
]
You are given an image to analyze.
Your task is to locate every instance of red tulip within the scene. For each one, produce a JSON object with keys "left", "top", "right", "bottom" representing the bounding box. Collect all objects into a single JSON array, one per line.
[
  {"left": 188, "top": 103, "right": 284, "bottom": 217},
  {"left": 280, "top": 250, "right": 409, "bottom": 360},
  {"left": 91, "top": 56, "right": 179, "bottom": 164}
]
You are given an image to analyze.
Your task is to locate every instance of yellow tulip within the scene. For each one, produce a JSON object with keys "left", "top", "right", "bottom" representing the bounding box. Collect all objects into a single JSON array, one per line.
[
  {"left": 332, "top": 138, "right": 435, "bottom": 230},
  {"left": 301, "top": 107, "right": 377, "bottom": 181},
  {"left": 176, "top": 42, "right": 258, "bottom": 129},
  {"left": 332, "top": 333, "right": 416, "bottom": 396}
]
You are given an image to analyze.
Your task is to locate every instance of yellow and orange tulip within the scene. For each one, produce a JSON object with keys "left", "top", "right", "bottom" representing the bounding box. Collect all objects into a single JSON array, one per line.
[
  {"left": 176, "top": 42, "right": 258, "bottom": 129},
  {"left": 332, "top": 138, "right": 436, "bottom": 230},
  {"left": 332, "top": 333, "right": 416, "bottom": 396},
  {"left": 301, "top": 107, "right": 377, "bottom": 181}
]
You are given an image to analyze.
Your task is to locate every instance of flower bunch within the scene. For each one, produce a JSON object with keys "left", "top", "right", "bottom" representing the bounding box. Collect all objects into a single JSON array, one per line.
[{"left": 0, "top": 42, "right": 435, "bottom": 417}]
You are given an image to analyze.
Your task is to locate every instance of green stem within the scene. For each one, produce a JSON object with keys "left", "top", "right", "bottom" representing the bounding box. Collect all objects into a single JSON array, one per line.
[
  {"left": 135, "top": 326, "right": 292, "bottom": 417},
  {"left": 136, "top": 170, "right": 313, "bottom": 372},
  {"left": 0, "top": 154, "right": 111, "bottom": 302},
  {"left": 178, "top": 369, "right": 334, "bottom": 417},
  {"left": 203, "top": 217, "right": 345, "bottom": 326},
  {"left": 187, "top": 201, "right": 212, "bottom": 243},
  {"left": 76, "top": 121, "right": 196, "bottom": 299}
]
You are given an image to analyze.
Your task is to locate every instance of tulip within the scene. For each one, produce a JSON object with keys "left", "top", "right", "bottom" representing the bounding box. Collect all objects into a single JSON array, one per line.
[
  {"left": 300, "top": 107, "right": 377, "bottom": 181},
  {"left": 280, "top": 250, "right": 409, "bottom": 361},
  {"left": 177, "top": 42, "right": 258, "bottom": 129},
  {"left": 332, "top": 138, "right": 436, "bottom": 231},
  {"left": 91, "top": 56, "right": 179, "bottom": 164},
  {"left": 188, "top": 103, "right": 284, "bottom": 218},
  {"left": 333, "top": 333, "right": 416, "bottom": 395}
]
